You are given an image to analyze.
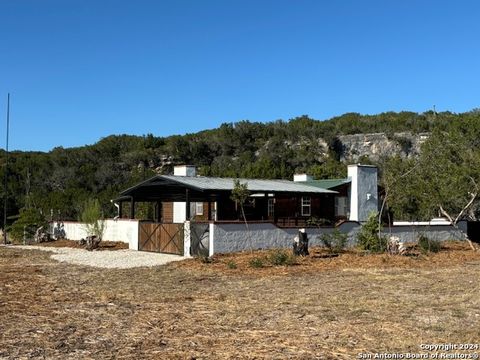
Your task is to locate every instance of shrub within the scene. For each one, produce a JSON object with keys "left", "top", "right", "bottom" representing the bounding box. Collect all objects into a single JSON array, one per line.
[
  {"left": 418, "top": 235, "right": 441, "bottom": 253},
  {"left": 320, "top": 229, "right": 348, "bottom": 253},
  {"left": 267, "top": 249, "right": 297, "bottom": 266},
  {"left": 80, "top": 198, "right": 105, "bottom": 242},
  {"left": 357, "top": 212, "right": 387, "bottom": 253},
  {"left": 249, "top": 257, "right": 265, "bottom": 268},
  {"left": 199, "top": 255, "right": 213, "bottom": 264},
  {"left": 227, "top": 260, "right": 237, "bottom": 269},
  {"left": 307, "top": 217, "right": 333, "bottom": 227}
]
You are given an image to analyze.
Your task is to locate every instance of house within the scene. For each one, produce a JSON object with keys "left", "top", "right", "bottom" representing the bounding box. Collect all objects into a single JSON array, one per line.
[
  {"left": 114, "top": 163, "right": 378, "bottom": 226},
  {"left": 108, "top": 164, "right": 378, "bottom": 255},
  {"left": 114, "top": 165, "right": 338, "bottom": 227}
]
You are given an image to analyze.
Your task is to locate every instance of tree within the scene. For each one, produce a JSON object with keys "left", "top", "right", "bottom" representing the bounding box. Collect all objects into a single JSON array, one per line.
[
  {"left": 385, "top": 126, "right": 480, "bottom": 250},
  {"left": 230, "top": 179, "right": 256, "bottom": 252},
  {"left": 416, "top": 128, "right": 480, "bottom": 250},
  {"left": 8, "top": 207, "right": 47, "bottom": 243},
  {"left": 230, "top": 180, "right": 249, "bottom": 223}
]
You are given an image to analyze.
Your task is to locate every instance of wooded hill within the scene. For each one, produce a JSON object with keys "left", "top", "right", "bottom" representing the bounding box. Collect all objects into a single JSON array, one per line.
[{"left": 1, "top": 110, "right": 480, "bottom": 227}]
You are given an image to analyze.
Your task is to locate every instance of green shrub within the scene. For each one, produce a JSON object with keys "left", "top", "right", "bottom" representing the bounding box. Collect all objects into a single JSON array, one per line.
[
  {"left": 79, "top": 198, "right": 105, "bottom": 240},
  {"left": 320, "top": 229, "right": 348, "bottom": 253},
  {"left": 418, "top": 235, "right": 441, "bottom": 253},
  {"left": 307, "top": 217, "right": 333, "bottom": 227},
  {"left": 267, "top": 249, "right": 297, "bottom": 266},
  {"left": 357, "top": 212, "right": 387, "bottom": 253},
  {"left": 226, "top": 260, "right": 237, "bottom": 269},
  {"left": 249, "top": 257, "right": 265, "bottom": 268}
]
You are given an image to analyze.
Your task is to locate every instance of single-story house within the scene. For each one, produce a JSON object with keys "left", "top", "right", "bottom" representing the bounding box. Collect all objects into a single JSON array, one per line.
[
  {"left": 113, "top": 164, "right": 379, "bottom": 227},
  {"left": 106, "top": 164, "right": 380, "bottom": 255}
]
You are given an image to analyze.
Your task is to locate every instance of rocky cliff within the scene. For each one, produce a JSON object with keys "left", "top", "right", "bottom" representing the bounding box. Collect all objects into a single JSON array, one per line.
[{"left": 336, "top": 132, "right": 429, "bottom": 162}]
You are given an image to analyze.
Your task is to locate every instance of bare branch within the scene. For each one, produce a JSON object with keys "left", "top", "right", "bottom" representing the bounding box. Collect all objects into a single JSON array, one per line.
[{"left": 454, "top": 191, "right": 478, "bottom": 224}]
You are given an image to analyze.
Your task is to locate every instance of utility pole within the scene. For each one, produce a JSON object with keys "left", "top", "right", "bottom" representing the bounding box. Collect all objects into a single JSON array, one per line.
[{"left": 3, "top": 93, "right": 10, "bottom": 245}]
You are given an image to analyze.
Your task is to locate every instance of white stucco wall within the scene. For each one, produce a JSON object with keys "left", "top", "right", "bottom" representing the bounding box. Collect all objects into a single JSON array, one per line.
[
  {"left": 52, "top": 219, "right": 139, "bottom": 250},
  {"left": 385, "top": 221, "right": 467, "bottom": 243}
]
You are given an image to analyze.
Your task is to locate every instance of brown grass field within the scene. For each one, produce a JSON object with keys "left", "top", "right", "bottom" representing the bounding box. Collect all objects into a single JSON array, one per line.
[{"left": 1, "top": 242, "right": 480, "bottom": 359}]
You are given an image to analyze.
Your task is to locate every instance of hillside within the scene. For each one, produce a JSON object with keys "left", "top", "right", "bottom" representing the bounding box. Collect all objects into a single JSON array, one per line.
[{"left": 0, "top": 110, "right": 479, "bottom": 223}]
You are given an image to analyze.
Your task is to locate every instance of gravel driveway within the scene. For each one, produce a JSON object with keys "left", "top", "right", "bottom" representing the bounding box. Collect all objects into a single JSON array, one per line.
[{"left": 8, "top": 245, "right": 185, "bottom": 269}]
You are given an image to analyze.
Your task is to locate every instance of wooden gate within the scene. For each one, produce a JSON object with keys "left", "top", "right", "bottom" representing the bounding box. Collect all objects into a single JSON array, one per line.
[{"left": 139, "top": 222, "right": 184, "bottom": 255}]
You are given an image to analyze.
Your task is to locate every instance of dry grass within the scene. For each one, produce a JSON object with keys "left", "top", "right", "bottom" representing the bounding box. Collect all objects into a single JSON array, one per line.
[{"left": 1, "top": 242, "right": 480, "bottom": 359}]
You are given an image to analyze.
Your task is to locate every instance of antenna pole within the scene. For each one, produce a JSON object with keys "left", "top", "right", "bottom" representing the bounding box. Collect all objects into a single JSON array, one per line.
[{"left": 3, "top": 93, "right": 10, "bottom": 245}]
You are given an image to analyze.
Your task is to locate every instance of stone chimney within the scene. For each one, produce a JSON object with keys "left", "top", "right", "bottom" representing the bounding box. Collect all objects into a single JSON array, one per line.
[
  {"left": 348, "top": 164, "right": 378, "bottom": 222},
  {"left": 174, "top": 165, "right": 196, "bottom": 177}
]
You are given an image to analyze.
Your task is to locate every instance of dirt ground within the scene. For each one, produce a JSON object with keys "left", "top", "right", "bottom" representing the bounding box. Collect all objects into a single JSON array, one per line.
[{"left": 1, "top": 242, "right": 480, "bottom": 359}]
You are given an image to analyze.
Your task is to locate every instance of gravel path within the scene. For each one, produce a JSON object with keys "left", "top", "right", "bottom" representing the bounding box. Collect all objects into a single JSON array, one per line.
[{"left": 6, "top": 245, "right": 186, "bottom": 269}]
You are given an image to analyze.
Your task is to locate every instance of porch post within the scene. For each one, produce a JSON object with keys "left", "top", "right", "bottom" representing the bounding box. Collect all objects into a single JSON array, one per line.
[
  {"left": 130, "top": 197, "right": 135, "bottom": 219},
  {"left": 156, "top": 201, "right": 162, "bottom": 222},
  {"left": 185, "top": 189, "right": 191, "bottom": 220},
  {"left": 207, "top": 201, "right": 212, "bottom": 221}
]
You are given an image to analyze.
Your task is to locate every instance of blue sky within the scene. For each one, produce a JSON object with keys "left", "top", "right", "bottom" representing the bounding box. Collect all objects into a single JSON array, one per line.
[{"left": 1, "top": 0, "right": 479, "bottom": 151}]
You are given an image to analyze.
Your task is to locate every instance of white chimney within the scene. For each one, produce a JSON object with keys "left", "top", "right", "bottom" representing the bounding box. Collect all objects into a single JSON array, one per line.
[
  {"left": 348, "top": 164, "right": 378, "bottom": 222},
  {"left": 174, "top": 165, "right": 196, "bottom": 177},
  {"left": 293, "top": 174, "right": 313, "bottom": 182}
]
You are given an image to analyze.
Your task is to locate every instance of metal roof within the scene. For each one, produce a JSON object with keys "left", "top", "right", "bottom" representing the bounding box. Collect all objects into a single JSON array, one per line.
[
  {"left": 303, "top": 178, "right": 351, "bottom": 190},
  {"left": 160, "top": 175, "right": 337, "bottom": 193},
  {"left": 119, "top": 175, "right": 337, "bottom": 197}
]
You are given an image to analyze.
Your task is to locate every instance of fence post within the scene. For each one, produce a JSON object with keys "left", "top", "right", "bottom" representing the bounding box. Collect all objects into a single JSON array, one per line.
[{"left": 184, "top": 220, "right": 191, "bottom": 257}]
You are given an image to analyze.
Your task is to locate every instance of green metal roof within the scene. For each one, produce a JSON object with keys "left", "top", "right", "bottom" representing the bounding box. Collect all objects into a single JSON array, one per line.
[
  {"left": 303, "top": 178, "right": 351, "bottom": 190},
  {"left": 119, "top": 175, "right": 338, "bottom": 198},
  {"left": 159, "top": 175, "right": 337, "bottom": 193}
]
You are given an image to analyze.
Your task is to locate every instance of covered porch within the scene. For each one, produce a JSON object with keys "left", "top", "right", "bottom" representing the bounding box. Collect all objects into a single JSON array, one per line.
[{"left": 113, "top": 174, "right": 338, "bottom": 227}]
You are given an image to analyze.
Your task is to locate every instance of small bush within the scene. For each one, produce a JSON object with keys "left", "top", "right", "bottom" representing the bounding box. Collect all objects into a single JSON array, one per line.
[
  {"left": 249, "top": 257, "right": 265, "bottom": 268},
  {"left": 80, "top": 198, "right": 105, "bottom": 242},
  {"left": 357, "top": 212, "right": 387, "bottom": 253},
  {"left": 418, "top": 235, "right": 441, "bottom": 253},
  {"left": 320, "top": 229, "right": 348, "bottom": 253},
  {"left": 226, "top": 260, "right": 237, "bottom": 269},
  {"left": 307, "top": 217, "right": 333, "bottom": 227},
  {"left": 268, "top": 249, "right": 297, "bottom": 266},
  {"left": 199, "top": 255, "right": 213, "bottom": 264}
]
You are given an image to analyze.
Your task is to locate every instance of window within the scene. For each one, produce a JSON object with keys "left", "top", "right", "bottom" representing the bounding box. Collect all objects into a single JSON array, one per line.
[
  {"left": 335, "top": 196, "right": 349, "bottom": 217},
  {"left": 189, "top": 202, "right": 204, "bottom": 218},
  {"left": 268, "top": 198, "right": 275, "bottom": 217},
  {"left": 301, "top": 196, "right": 311, "bottom": 216},
  {"left": 195, "top": 202, "right": 204, "bottom": 216}
]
